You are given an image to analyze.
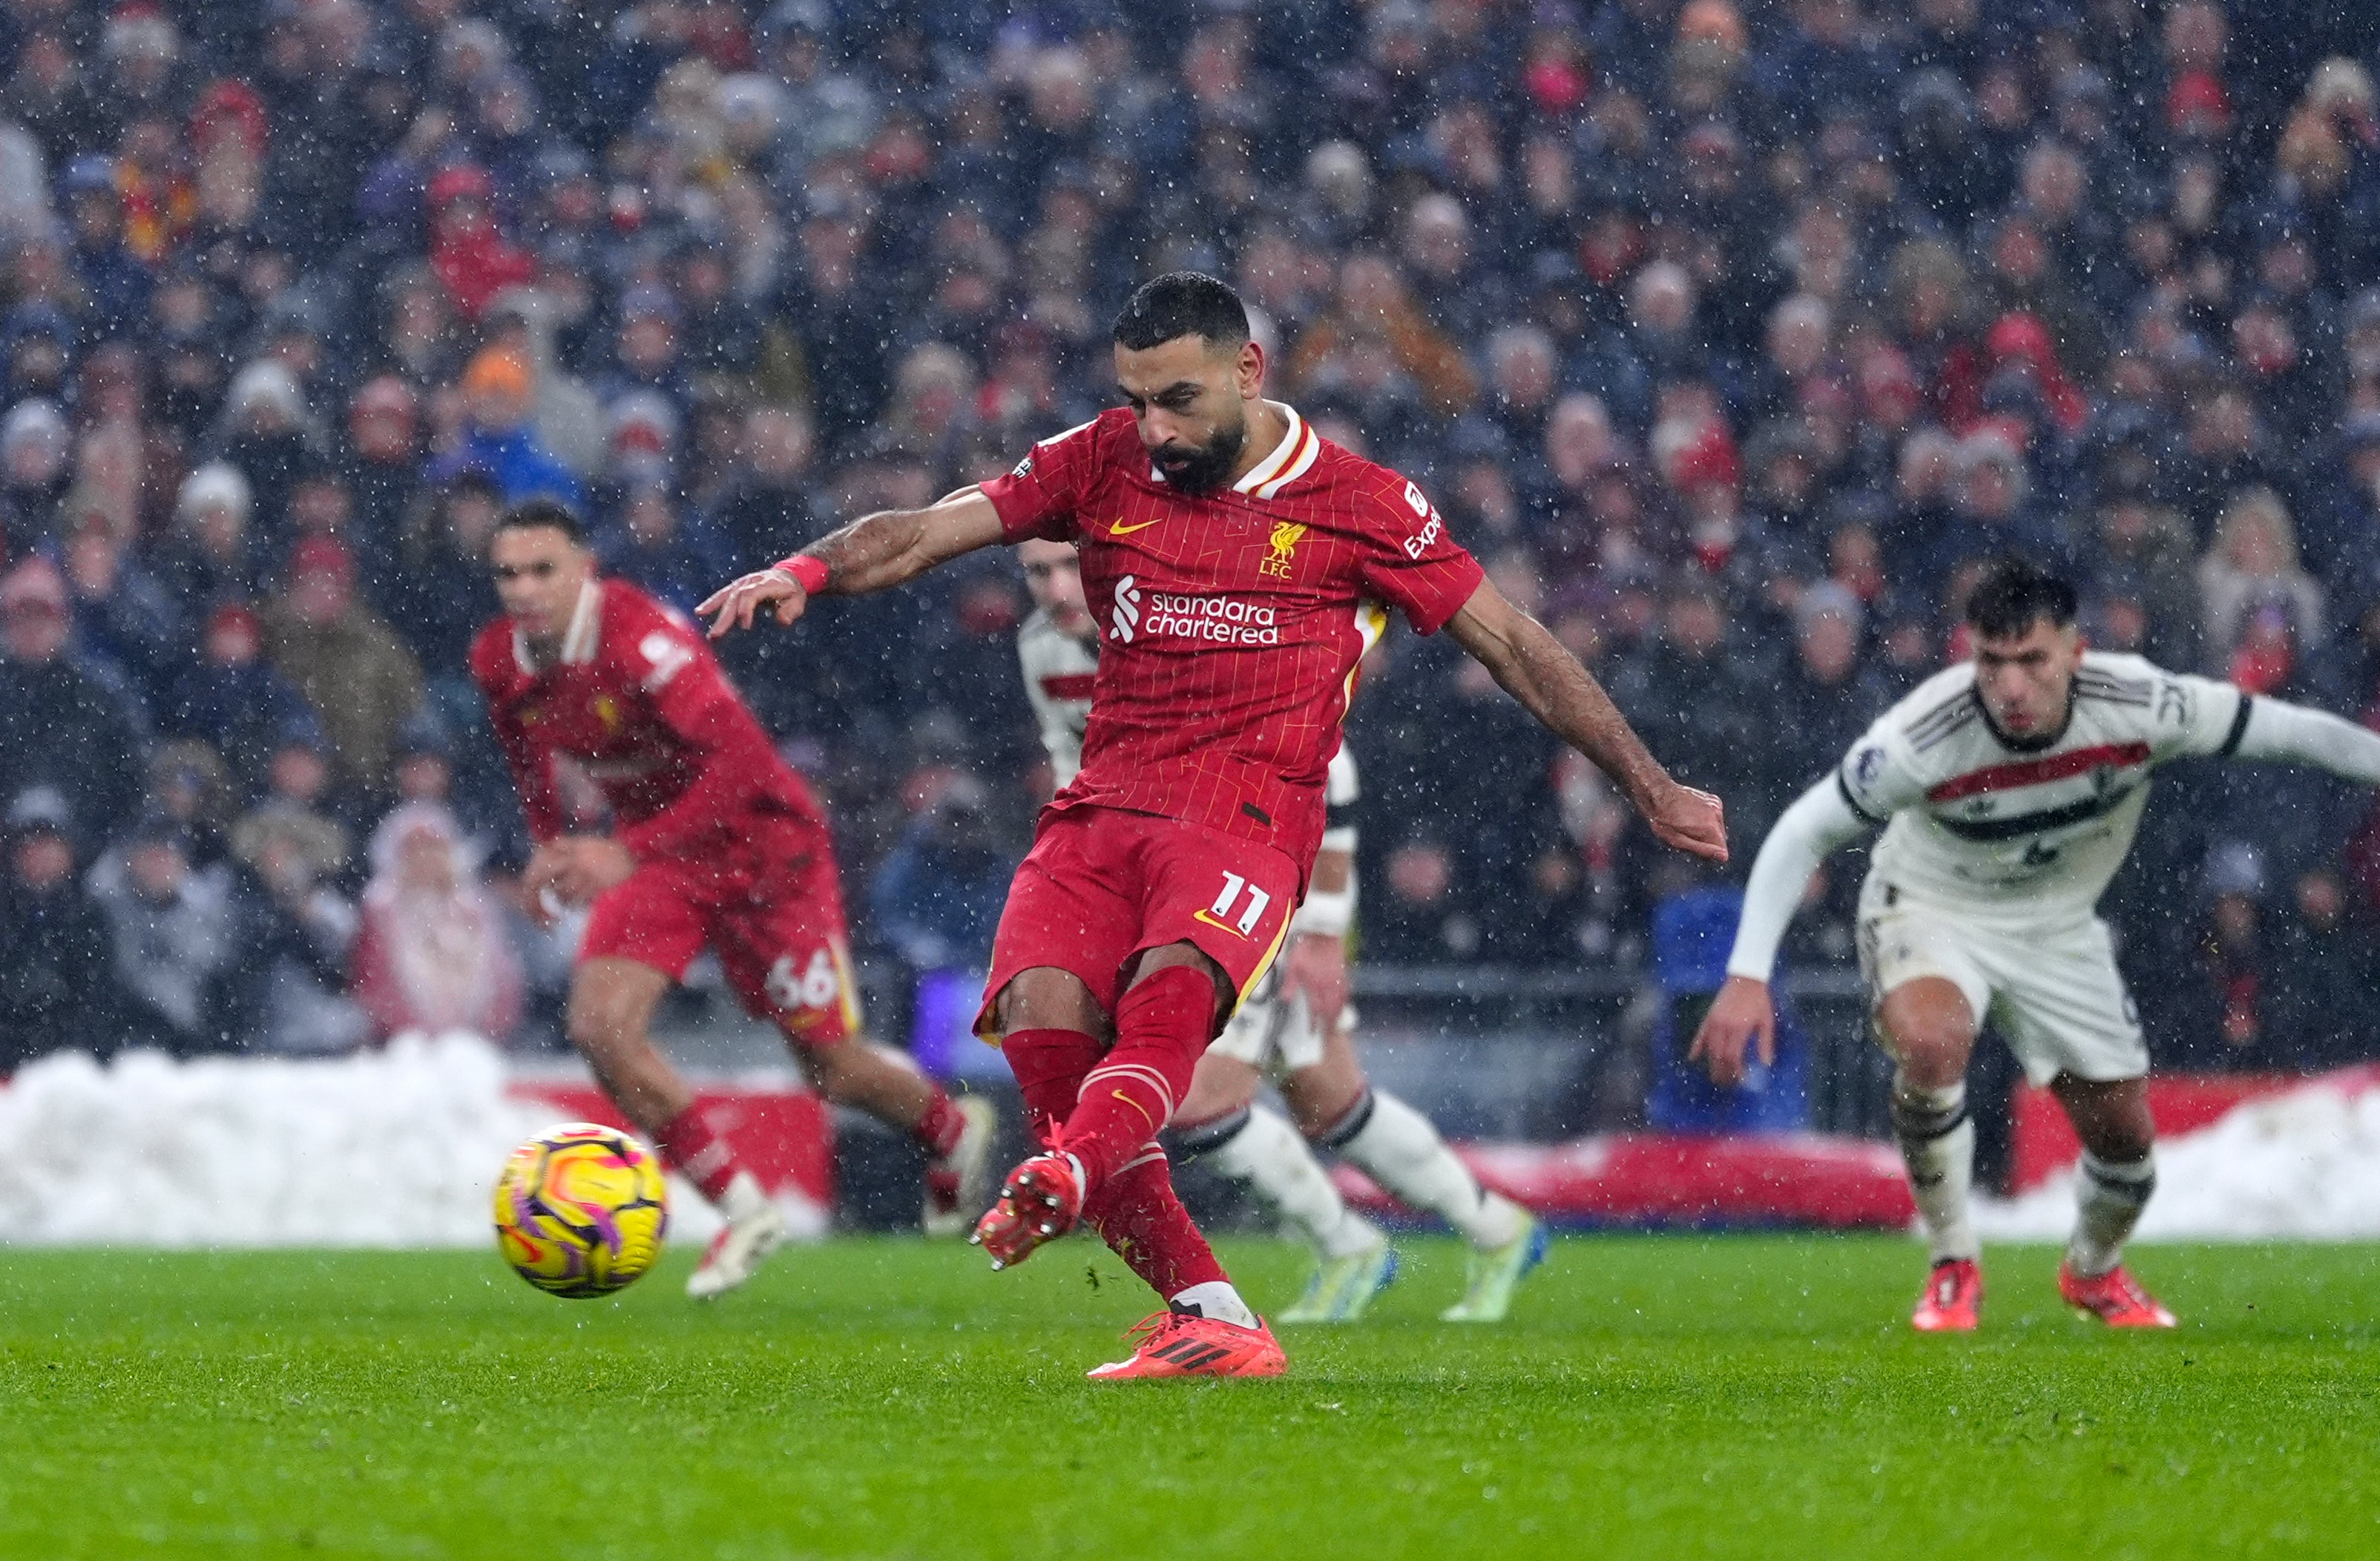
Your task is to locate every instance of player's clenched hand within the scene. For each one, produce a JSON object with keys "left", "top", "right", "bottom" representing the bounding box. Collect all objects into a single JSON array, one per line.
[
  {"left": 698, "top": 567, "right": 808, "bottom": 638},
  {"left": 1688, "top": 975, "right": 1776, "bottom": 1088},
  {"left": 1640, "top": 778, "right": 1728, "bottom": 863},
  {"left": 1281, "top": 932, "right": 1350, "bottom": 1041}
]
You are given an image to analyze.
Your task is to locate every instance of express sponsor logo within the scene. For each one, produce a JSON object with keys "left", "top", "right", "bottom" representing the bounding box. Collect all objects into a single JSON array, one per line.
[{"left": 1401, "top": 511, "right": 1444, "bottom": 559}]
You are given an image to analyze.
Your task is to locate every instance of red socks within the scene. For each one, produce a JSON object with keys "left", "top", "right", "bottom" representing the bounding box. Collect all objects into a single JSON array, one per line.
[
  {"left": 1000, "top": 982, "right": 1230, "bottom": 1304},
  {"left": 1054, "top": 964, "right": 1214, "bottom": 1189},
  {"left": 912, "top": 1085, "right": 967, "bottom": 1160},
  {"left": 656, "top": 1102, "right": 749, "bottom": 1203},
  {"left": 1082, "top": 1151, "right": 1229, "bottom": 1298},
  {"left": 1001, "top": 1027, "right": 1107, "bottom": 1148}
]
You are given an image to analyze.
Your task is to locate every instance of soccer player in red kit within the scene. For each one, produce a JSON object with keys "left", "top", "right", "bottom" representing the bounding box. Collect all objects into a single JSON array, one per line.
[
  {"left": 701, "top": 275, "right": 1726, "bottom": 1376},
  {"left": 473, "top": 500, "right": 996, "bottom": 1298}
]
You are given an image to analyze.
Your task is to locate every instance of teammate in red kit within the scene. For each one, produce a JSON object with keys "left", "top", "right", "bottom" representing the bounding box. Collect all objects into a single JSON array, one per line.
[
  {"left": 473, "top": 500, "right": 996, "bottom": 1298},
  {"left": 702, "top": 275, "right": 1726, "bottom": 1376}
]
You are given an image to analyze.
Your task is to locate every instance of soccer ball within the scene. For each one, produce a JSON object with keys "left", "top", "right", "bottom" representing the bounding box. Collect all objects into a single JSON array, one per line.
[{"left": 493, "top": 1123, "right": 669, "bottom": 1298}]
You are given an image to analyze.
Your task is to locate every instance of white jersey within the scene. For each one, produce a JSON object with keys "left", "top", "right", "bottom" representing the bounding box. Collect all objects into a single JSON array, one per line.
[
  {"left": 1018, "top": 606, "right": 1100, "bottom": 786},
  {"left": 1840, "top": 651, "right": 2248, "bottom": 921},
  {"left": 1017, "top": 603, "right": 1359, "bottom": 823}
]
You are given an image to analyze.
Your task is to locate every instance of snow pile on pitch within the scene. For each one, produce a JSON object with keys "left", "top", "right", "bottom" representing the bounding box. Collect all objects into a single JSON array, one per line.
[
  {"left": 1975, "top": 1074, "right": 2380, "bottom": 1240},
  {"left": 0, "top": 1034, "right": 725, "bottom": 1247}
]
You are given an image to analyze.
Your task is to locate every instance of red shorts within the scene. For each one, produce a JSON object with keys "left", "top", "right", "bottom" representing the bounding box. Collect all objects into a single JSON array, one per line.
[
  {"left": 975, "top": 805, "right": 1301, "bottom": 1042},
  {"left": 580, "top": 818, "right": 861, "bottom": 1048}
]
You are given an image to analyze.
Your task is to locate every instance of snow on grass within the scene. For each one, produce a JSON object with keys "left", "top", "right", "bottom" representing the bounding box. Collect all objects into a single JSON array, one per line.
[{"left": 0, "top": 1034, "right": 726, "bottom": 1247}]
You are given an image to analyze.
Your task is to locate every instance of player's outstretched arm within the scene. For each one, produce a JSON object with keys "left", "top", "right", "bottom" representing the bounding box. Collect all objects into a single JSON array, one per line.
[
  {"left": 699, "top": 487, "right": 1006, "bottom": 637},
  {"left": 1444, "top": 578, "right": 1728, "bottom": 861},
  {"left": 2225, "top": 694, "right": 2380, "bottom": 783},
  {"left": 1690, "top": 775, "right": 1875, "bottom": 1085}
]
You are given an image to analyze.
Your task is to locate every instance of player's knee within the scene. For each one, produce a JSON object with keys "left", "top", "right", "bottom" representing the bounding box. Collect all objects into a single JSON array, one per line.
[
  {"left": 993, "top": 966, "right": 1106, "bottom": 1038},
  {"left": 1879, "top": 1006, "right": 1972, "bottom": 1083}
]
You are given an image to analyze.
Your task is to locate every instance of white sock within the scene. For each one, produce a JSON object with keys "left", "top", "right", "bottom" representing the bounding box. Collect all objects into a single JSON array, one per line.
[
  {"left": 1203, "top": 1106, "right": 1383, "bottom": 1260},
  {"left": 2068, "top": 1151, "right": 2155, "bottom": 1278},
  {"left": 1330, "top": 1091, "right": 1525, "bottom": 1249},
  {"left": 1170, "top": 1281, "right": 1258, "bottom": 1329},
  {"left": 719, "top": 1169, "right": 771, "bottom": 1223},
  {"left": 1891, "top": 1076, "right": 1978, "bottom": 1263}
]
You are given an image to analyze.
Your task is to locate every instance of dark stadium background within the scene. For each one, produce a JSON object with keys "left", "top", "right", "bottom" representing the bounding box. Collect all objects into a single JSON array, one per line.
[{"left": 6, "top": 0, "right": 2380, "bottom": 1203}]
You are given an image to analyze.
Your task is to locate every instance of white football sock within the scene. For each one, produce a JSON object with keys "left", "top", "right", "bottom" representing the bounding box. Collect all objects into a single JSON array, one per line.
[
  {"left": 1170, "top": 1281, "right": 1258, "bottom": 1330},
  {"left": 718, "top": 1169, "right": 772, "bottom": 1222},
  {"left": 1200, "top": 1105, "right": 1383, "bottom": 1260},
  {"left": 1329, "top": 1090, "right": 1524, "bottom": 1250},
  {"left": 1891, "top": 1075, "right": 1979, "bottom": 1263},
  {"left": 2068, "top": 1151, "right": 2155, "bottom": 1278}
]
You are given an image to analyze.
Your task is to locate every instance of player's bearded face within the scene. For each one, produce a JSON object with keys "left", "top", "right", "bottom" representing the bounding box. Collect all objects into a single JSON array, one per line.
[
  {"left": 1117, "top": 337, "right": 1251, "bottom": 496},
  {"left": 1149, "top": 407, "right": 1246, "bottom": 495}
]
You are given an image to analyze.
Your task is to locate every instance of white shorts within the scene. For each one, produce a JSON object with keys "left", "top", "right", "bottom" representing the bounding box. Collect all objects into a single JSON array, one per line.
[
  {"left": 1208, "top": 961, "right": 1344, "bottom": 1078},
  {"left": 1855, "top": 881, "right": 2147, "bottom": 1087}
]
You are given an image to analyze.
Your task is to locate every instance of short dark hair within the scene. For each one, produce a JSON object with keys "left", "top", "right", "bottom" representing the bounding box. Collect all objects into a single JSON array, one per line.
[
  {"left": 1964, "top": 553, "right": 2077, "bottom": 639},
  {"left": 497, "top": 497, "right": 588, "bottom": 545},
  {"left": 1111, "top": 272, "right": 1250, "bottom": 352}
]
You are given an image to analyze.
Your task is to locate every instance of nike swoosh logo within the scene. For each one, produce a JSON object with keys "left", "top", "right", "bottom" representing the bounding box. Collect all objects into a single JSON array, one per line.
[
  {"left": 1191, "top": 909, "right": 1249, "bottom": 939},
  {"left": 1109, "top": 517, "right": 1165, "bottom": 536},
  {"left": 1113, "top": 1091, "right": 1156, "bottom": 1129}
]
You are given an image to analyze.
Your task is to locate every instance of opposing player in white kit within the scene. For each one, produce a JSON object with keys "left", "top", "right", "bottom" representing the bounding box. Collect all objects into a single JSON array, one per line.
[
  {"left": 1694, "top": 556, "right": 2380, "bottom": 1330},
  {"left": 1016, "top": 536, "right": 1546, "bottom": 1322}
]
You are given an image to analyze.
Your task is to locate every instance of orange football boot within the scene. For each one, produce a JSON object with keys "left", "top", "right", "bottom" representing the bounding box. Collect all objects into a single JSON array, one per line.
[
  {"left": 2057, "top": 1261, "right": 2177, "bottom": 1327},
  {"left": 1085, "top": 1309, "right": 1288, "bottom": 1381},
  {"left": 969, "top": 1152, "right": 1084, "bottom": 1270},
  {"left": 1911, "top": 1256, "right": 1983, "bottom": 1332}
]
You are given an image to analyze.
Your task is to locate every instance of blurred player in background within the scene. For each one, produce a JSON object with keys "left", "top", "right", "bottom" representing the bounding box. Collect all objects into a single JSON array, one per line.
[
  {"left": 1694, "top": 556, "right": 2380, "bottom": 1331},
  {"left": 1018, "top": 536, "right": 1545, "bottom": 1324},
  {"left": 704, "top": 275, "right": 1723, "bottom": 1378},
  {"left": 474, "top": 500, "right": 994, "bottom": 1298}
]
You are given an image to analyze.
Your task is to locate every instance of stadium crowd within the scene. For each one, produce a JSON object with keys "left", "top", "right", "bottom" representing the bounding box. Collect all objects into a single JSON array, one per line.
[{"left": 3, "top": 0, "right": 2380, "bottom": 1076}]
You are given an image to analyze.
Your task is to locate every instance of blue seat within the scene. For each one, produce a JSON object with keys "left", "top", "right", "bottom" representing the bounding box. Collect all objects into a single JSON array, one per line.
[{"left": 1644, "top": 887, "right": 1812, "bottom": 1133}]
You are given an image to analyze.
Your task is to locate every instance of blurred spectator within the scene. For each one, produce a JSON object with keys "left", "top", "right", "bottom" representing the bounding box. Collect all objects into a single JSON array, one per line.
[
  {"left": 0, "top": 557, "right": 145, "bottom": 842},
  {"left": 260, "top": 538, "right": 424, "bottom": 791},
  {"left": 2199, "top": 487, "right": 2327, "bottom": 677},
  {"left": 232, "top": 807, "right": 369, "bottom": 1055},
  {"left": 88, "top": 811, "right": 243, "bottom": 1055},
  {"left": 594, "top": 479, "right": 732, "bottom": 618},
  {"left": 1608, "top": 577, "right": 1775, "bottom": 841},
  {"left": 2267, "top": 868, "right": 2380, "bottom": 1070},
  {"left": 0, "top": 0, "right": 2368, "bottom": 1056},
  {"left": 231, "top": 716, "right": 353, "bottom": 887},
  {"left": 450, "top": 345, "right": 581, "bottom": 508},
  {"left": 156, "top": 461, "right": 266, "bottom": 608},
  {"left": 164, "top": 603, "right": 315, "bottom": 797},
  {"left": 0, "top": 786, "right": 123, "bottom": 1068},
  {"left": 60, "top": 510, "right": 184, "bottom": 708},
  {"left": 145, "top": 738, "right": 235, "bottom": 871},
  {"left": 866, "top": 781, "right": 1010, "bottom": 974},
  {"left": 387, "top": 469, "right": 504, "bottom": 680},
  {"left": 352, "top": 801, "right": 525, "bottom": 1042}
]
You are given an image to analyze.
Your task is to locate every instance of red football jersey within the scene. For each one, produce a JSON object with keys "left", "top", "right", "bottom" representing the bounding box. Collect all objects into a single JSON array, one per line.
[
  {"left": 470, "top": 578, "right": 828, "bottom": 858},
  {"left": 979, "top": 404, "right": 1484, "bottom": 873}
]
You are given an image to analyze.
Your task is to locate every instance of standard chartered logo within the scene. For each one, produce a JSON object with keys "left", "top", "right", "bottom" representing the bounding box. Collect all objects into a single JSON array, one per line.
[
  {"left": 1109, "top": 576, "right": 1280, "bottom": 646},
  {"left": 1111, "top": 575, "right": 1142, "bottom": 642},
  {"left": 1140, "top": 591, "right": 1280, "bottom": 645}
]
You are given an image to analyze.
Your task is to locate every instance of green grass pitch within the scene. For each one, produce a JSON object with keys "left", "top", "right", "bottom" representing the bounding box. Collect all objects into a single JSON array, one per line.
[{"left": 2, "top": 1235, "right": 2374, "bottom": 1560}]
